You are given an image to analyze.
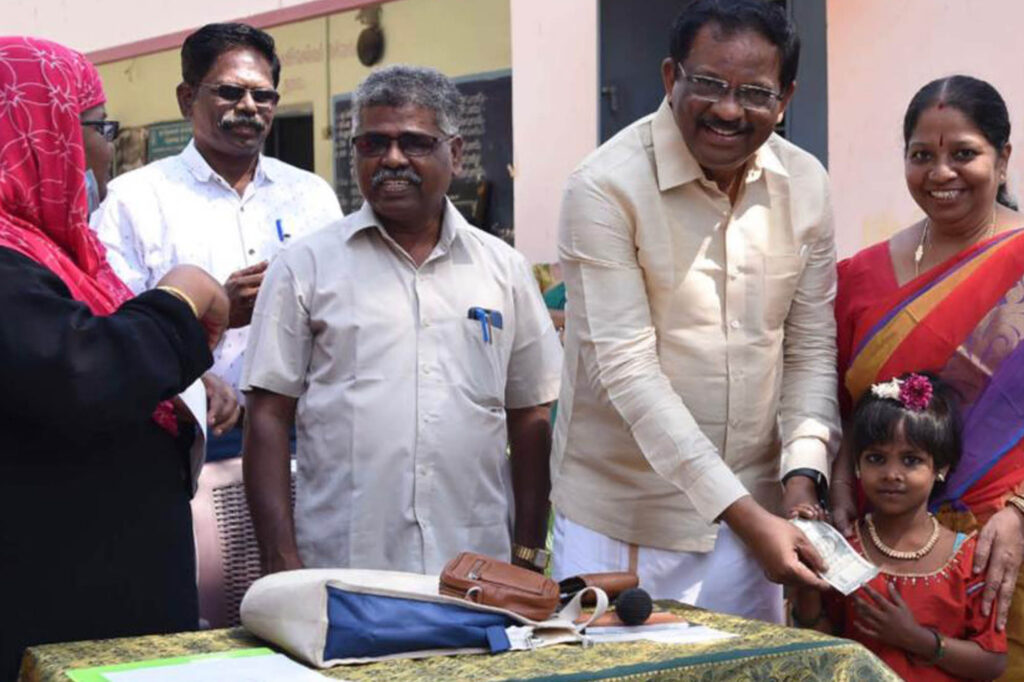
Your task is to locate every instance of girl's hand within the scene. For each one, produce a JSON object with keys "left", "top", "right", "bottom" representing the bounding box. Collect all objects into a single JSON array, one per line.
[{"left": 854, "top": 583, "right": 934, "bottom": 655}]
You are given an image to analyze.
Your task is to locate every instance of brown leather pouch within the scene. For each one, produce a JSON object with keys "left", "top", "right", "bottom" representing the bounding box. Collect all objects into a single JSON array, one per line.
[
  {"left": 439, "top": 552, "right": 560, "bottom": 622},
  {"left": 558, "top": 572, "right": 639, "bottom": 606}
]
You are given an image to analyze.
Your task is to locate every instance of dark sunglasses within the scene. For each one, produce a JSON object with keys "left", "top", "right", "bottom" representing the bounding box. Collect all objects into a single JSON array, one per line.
[
  {"left": 351, "top": 132, "right": 452, "bottom": 157},
  {"left": 198, "top": 82, "right": 281, "bottom": 106},
  {"left": 80, "top": 119, "right": 120, "bottom": 142}
]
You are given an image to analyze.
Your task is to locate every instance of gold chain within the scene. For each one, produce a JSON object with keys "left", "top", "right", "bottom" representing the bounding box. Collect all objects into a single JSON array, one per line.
[
  {"left": 865, "top": 513, "right": 940, "bottom": 560},
  {"left": 914, "top": 213, "right": 996, "bottom": 277}
]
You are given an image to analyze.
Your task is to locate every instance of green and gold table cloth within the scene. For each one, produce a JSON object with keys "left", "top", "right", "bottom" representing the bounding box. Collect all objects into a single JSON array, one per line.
[{"left": 20, "top": 602, "right": 899, "bottom": 681}]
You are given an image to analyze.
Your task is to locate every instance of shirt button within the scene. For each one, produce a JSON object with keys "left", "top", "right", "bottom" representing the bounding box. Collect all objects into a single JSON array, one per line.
[
  {"left": 730, "top": 319, "right": 741, "bottom": 329},
  {"left": 248, "top": 249, "right": 256, "bottom": 256},
  {"left": 422, "top": 365, "right": 431, "bottom": 375}
]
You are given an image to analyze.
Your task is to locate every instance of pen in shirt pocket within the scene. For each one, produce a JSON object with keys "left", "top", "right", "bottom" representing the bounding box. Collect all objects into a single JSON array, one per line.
[
  {"left": 275, "top": 218, "right": 291, "bottom": 243},
  {"left": 467, "top": 307, "right": 503, "bottom": 344}
]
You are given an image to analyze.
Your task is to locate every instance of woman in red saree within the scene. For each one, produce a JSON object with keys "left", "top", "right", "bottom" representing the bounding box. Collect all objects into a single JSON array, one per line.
[{"left": 833, "top": 75, "right": 1024, "bottom": 679}]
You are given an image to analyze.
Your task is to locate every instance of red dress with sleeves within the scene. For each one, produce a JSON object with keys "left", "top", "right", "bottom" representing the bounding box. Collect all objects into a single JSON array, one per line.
[{"left": 827, "top": 531, "right": 1006, "bottom": 681}]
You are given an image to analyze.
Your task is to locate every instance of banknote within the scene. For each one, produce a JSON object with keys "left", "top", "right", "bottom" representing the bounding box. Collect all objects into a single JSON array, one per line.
[{"left": 791, "top": 518, "right": 880, "bottom": 595}]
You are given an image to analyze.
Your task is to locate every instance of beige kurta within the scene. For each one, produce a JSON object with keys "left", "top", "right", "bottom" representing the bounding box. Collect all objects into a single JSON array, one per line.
[{"left": 552, "top": 100, "right": 841, "bottom": 553}]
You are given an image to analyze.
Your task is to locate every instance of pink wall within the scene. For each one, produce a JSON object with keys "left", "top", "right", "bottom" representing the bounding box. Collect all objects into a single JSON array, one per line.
[
  {"left": 510, "top": 0, "right": 598, "bottom": 264},
  {"left": 6, "top": 0, "right": 325, "bottom": 54},
  {"left": 827, "top": 0, "right": 1024, "bottom": 257}
]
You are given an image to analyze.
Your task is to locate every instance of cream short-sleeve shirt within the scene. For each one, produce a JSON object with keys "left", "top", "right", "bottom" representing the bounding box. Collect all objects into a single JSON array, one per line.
[{"left": 242, "top": 200, "right": 562, "bottom": 573}]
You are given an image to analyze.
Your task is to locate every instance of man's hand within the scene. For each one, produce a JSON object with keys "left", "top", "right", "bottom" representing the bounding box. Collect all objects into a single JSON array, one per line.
[
  {"left": 723, "top": 496, "right": 830, "bottom": 590},
  {"left": 782, "top": 475, "right": 823, "bottom": 521},
  {"left": 225, "top": 261, "right": 268, "bottom": 328},
  {"left": 973, "top": 504, "right": 1024, "bottom": 629},
  {"left": 789, "top": 502, "right": 827, "bottom": 522},
  {"left": 829, "top": 476, "right": 859, "bottom": 539},
  {"left": 264, "top": 550, "right": 304, "bottom": 574},
  {"left": 854, "top": 583, "right": 933, "bottom": 654},
  {"left": 201, "top": 372, "right": 241, "bottom": 437},
  {"left": 243, "top": 388, "right": 301, "bottom": 575}
]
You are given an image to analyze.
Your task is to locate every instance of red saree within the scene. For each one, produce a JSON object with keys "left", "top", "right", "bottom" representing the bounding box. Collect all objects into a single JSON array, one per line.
[{"left": 837, "top": 230, "right": 1024, "bottom": 521}]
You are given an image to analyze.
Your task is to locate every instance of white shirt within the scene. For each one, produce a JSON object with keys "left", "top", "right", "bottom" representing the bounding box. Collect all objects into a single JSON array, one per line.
[
  {"left": 93, "top": 140, "right": 343, "bottom": 394},
  {"left": 241, "top": 200, "right": 562, "bottom": 573}
]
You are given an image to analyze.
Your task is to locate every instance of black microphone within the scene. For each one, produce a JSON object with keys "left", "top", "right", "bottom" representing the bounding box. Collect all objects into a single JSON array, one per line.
[{"left": 613, "top": 587, "right": 652, "bottom": 626}]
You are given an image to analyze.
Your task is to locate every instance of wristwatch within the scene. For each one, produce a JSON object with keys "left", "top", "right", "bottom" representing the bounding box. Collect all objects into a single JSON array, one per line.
[
  {"left": 782, "top": 468, "right": 828, "bottom": 506},
  {"left": 511, "top": 543, "right": 550, "bottom": 571}
]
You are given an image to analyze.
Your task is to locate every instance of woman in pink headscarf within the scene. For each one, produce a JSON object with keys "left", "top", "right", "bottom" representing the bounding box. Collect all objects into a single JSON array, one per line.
[{"left": 0, "top": 37, "right": 229, "bottom": 678}]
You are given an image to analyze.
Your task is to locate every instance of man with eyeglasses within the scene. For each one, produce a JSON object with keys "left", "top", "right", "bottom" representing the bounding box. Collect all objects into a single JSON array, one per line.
[
  {"left": 241, "top": 65, "right": 561, "bottom": 576},
  {"left": 93, "top": 23, "right": 342, "bottom": 456},
  {"left": 550, "top": 0, "right": 839, "bottom": 623}
]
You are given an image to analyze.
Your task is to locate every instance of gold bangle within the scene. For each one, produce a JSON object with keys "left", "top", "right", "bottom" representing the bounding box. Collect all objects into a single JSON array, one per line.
[
  {"left": 156, "top": 285, "right": 199, "bottom": 318},
  {"left": 1005, "top": 495, "right": 1024, "bottom": 518}
]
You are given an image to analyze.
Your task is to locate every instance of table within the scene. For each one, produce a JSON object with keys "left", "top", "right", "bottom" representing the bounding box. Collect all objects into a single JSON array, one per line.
[{"left": 20, "top": 602, "right": 899, "bottom": 681}]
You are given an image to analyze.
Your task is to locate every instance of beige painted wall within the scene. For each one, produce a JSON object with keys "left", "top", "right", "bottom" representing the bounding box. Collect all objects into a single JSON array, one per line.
[
  {"left": 827, "top": 0, "right": 1024, "bottom": 258},
  {"left": 95, "top": 0, "right": 511, "bottom": 183},
  {"left": 510, "top": 0, "right": 598, "bottom": 263}
]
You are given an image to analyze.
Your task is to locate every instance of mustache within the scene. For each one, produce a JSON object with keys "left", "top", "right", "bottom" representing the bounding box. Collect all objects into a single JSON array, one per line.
[
  {"left": 699, "top": 117, "right": 750, "bottom": 134},
  {"left": 372, "top": 167, "right": 422, "bottom": 187},
  {"left": 219, "top": 114, "right": 266, "bottom": 132}
]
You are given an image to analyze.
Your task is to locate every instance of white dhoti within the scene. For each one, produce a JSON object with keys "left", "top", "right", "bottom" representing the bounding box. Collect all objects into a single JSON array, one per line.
[{"left": 551, "top": 511, "right": 784, "bottom": 624}]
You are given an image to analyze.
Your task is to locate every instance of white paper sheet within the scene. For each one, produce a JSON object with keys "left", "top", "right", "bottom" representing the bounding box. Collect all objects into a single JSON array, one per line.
[
  {"left": 102, "top": 653, "right": 337, "bottom": 682},
  {"left": 177, "top": 378, "right": 207, "bottom": 493},
  {"left": 586, "top": 622, "right": 738, "bottom": 645}
]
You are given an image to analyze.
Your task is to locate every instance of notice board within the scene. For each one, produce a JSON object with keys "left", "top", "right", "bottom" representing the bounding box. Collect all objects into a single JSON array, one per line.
[
  {"left": 147, "top": 120, "right": 193, "bottom": 162},
  {"left": 332, "top": 70, "right": 512, "bottom": 237}
]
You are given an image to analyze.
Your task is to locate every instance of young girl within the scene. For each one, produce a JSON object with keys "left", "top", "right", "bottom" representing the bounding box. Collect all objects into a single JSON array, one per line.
[{"left": 793, "top": 373, "right": 1006, "bottom": 681}]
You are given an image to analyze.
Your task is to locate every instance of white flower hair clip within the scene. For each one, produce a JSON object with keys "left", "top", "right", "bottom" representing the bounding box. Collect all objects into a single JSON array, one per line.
[
  {"left": 869, "top": 374, "right": 934, "bottom": 411},
  {"left": 870, "top": 377, "right": 902, "bottom": 401}
]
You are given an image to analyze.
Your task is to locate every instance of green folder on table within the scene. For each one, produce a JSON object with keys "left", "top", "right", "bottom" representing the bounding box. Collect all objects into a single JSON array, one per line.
[{"left": 65, "top": 647, "right": 274, "bottom": 681}]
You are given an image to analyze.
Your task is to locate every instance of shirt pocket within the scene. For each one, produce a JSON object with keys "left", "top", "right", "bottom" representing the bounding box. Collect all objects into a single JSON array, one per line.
[
  {"left": 450, "top": 317, "right": 507, "bottom": 408},
  {"left": 761, "top": 253, "right": 804, "bottom": 330}
]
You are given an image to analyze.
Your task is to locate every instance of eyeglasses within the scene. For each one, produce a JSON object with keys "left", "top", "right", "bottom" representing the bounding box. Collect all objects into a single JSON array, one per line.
[
  {"left": 198, "top": 82, "right": 281, "bottom": 107},
  {"left": 351, "top": 132, "right": 453, "bottom": 157},
  {"left": 81, "top": 119, "right": 120, "bottom": 142},
  {"left": 677, "top": 65, "right": 783, "bottom": 112}
]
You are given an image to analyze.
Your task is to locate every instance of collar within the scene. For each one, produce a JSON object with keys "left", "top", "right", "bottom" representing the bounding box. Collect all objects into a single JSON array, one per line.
[
  {"left": 651, "top": 98, "right": 789, "bottom": 192},
  {"left": 344, "top": 197, "right": 460, "bottom": 253},
  {"left": 180, "top": 139, "right": 272, "bottom": 185}
]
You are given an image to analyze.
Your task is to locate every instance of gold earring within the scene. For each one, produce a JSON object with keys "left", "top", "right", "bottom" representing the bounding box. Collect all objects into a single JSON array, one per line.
[{"left": 937, "top": 472, "right": 946, "bottom": 482}]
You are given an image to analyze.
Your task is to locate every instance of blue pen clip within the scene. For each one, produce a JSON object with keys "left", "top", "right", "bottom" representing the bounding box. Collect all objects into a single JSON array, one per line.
[
  {"left": 468, "top": 307, "right": 492, "bottom": 344},
  {"left": 275, "top": 219, "right": 289, "bottom": 243}
]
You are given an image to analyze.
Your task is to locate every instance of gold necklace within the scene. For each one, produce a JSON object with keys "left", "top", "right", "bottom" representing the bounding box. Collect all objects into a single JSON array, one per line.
[
  {"left": 865, "top": 513, "right": 940, "bottom": 560},
  {"left": 914, "top": 213, "right": 997, "bottom": 277}
]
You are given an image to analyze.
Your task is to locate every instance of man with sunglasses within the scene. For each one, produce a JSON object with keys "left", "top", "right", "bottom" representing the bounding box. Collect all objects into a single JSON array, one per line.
[
  {"left": 241, "top": 65, "right": 561, "bottom": 576},
  {"left": 93, "top": 23, "right": 342, "bottom": 457},
  {"left": 550, "top": 0, "right": 839, "bottom": 623}
]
